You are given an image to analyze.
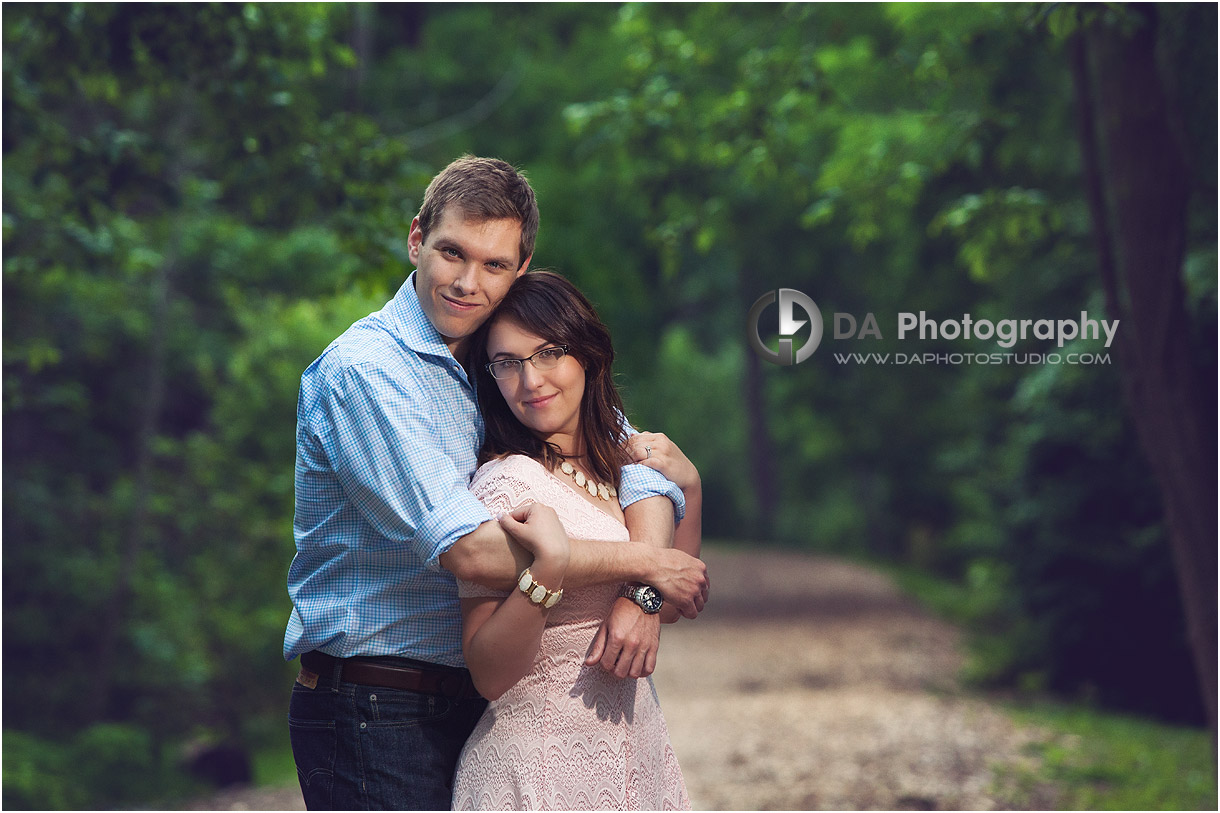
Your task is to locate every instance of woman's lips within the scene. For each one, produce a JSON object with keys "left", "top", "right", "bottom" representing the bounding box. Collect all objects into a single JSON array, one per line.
[{"left": 523, "top": 394, "right": 556, "bottom": 408}]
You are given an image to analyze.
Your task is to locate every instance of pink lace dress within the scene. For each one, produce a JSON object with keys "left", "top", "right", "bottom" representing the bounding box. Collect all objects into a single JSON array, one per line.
[{"left": 451, "top": 454, "right": 690, "bottom": 811}]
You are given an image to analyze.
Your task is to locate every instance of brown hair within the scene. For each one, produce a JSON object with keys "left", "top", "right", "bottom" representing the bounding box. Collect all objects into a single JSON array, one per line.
[
  {"left": 470, "top": 271, "right": 631, "bottom": 488},
  {"left": 417, "top": 155, "right": 539, "bottom": 268}
]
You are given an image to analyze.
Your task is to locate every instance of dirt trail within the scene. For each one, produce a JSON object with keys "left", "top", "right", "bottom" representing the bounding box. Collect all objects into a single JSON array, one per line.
[
  {"left": 192, "top": 546, "right": 1052, "bottom": 811},
  {"left": 649, "top": 547, "right": 1051, "bottom": 810}
]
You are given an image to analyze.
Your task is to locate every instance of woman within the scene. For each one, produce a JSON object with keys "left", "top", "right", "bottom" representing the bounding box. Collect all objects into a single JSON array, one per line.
[{"left": 451, "top": 271, "right": 699, "bottom": 810}]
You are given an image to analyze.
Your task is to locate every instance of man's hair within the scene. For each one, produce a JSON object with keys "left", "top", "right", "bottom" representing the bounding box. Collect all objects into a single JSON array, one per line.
[
  {"left": 470, "top": 270, "right": 631, "bottom": 488},
  {"left": 417, "top": 155, "right": 539, "bottom": 268}
]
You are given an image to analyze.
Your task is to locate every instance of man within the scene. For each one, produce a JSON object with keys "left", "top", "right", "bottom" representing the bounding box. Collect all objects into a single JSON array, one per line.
[{"left": 284, "top": 156, "right": 708, "bottom": 810}]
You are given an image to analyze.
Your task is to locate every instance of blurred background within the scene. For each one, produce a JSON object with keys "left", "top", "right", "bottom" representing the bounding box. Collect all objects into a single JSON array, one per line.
[{"left": 3, "top": 3, "right": 1215, "bottom": 809}]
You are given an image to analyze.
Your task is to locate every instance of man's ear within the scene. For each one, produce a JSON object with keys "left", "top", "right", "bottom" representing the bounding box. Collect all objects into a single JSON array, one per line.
[
  {"left": 407, "top": 216, "right": 424, "bottom": 265},
  {"left": 516, "top": 254, "right": 533, "bottom": 277}
]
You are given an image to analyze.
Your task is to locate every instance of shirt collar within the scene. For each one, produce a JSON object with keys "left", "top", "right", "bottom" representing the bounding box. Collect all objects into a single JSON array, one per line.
[{"left": 387, "top": 272, "right": 456, "bottom": 361}]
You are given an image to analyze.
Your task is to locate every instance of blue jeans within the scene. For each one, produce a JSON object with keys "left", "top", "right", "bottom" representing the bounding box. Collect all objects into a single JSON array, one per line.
[{"left": 288, "top": 660, "right": 488, "bottom": 810}]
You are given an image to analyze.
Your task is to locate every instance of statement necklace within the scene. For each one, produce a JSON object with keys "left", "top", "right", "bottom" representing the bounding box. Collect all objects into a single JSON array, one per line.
[{"left": 558, "top": 459, "right": 616, "bottom": 501}]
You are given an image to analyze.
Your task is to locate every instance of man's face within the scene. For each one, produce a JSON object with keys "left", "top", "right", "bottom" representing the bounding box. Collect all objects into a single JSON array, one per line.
[{"left": 408, "top": 207, "right": 530, "bottom": 359}]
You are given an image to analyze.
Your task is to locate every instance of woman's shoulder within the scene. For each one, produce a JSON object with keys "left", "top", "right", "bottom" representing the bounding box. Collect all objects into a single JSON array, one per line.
[{"left": 471, "top": 454, "right": 548, "bottom": 490}]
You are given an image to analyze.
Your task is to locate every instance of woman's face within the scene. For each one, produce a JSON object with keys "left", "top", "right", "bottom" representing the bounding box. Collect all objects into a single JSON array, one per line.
[{"left": 486, "top": 317, "right": 586, "bottom": 454}]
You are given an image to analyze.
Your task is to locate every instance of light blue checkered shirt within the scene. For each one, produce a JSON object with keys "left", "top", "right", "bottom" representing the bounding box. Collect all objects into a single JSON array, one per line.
[{"left": 284, "top": 274, "right": 684, "bottom": 667}]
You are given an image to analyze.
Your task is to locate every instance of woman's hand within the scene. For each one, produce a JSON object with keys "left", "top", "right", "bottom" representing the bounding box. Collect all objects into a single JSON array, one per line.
[
  {"left": 627, "top": 432, "right": 701, "bottom": 493},
  {"left": 498, "top": 502, "right": 570, "bottom": 572},
  {"left": 626, "top": 431, "right": 704, "bottom": 579}
]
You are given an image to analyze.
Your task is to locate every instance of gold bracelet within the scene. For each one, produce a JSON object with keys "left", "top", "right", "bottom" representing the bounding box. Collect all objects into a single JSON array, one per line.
[{"left": 517, "top": 568, "right": 563, "bottom": 609}]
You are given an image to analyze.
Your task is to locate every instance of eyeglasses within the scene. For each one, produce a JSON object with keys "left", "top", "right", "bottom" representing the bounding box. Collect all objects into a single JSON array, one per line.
[{"left": 486, "top": 345, "right": 570, "bottom": 380}]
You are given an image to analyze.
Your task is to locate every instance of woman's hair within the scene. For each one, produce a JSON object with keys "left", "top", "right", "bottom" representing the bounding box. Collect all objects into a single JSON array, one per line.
[{"left": 470, "top": 270, "right": 631, "bottom": 488}]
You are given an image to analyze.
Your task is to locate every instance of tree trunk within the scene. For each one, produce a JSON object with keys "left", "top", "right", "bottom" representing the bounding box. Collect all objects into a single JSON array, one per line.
[
  {"left": 738, "top": 272, "right": 779, "bottom": 540},
  {"left": 1069, "top": 7, "right": 1217, "bottom": 734},
  {"left": 348, "top": 4, "right": 375, "bottom": 112}
]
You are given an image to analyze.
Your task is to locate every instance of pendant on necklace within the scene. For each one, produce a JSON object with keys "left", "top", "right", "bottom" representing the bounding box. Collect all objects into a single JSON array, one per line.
[{"left": 559, "top": 460, "right": 615, "bottom": 501}]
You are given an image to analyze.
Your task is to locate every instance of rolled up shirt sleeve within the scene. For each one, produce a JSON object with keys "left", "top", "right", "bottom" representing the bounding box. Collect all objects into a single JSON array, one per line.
[
  {"left": 616, "top": 415, "right": 686, "bottom": 521},
  {"left": 322, "top": 362, "right": 492, "bottom": 569},
  {"left": 617, "top": 462, "right": 686, "bottom": 521}
]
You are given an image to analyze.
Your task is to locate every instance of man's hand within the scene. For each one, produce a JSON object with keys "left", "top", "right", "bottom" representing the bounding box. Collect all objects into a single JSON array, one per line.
[
  {"left": 648, "top": 547, "right": 709, "bottom": 618},
  {"left": 585, "top": 597, "right": 662, "bottom": 678}
]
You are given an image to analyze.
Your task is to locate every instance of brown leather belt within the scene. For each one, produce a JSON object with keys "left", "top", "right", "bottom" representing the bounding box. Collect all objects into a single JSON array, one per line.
[{"left": 300, "top": 651, "right": 481, "bottom": 700}]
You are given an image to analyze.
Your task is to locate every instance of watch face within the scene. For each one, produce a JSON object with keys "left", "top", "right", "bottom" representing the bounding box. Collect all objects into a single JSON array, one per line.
[{"left": 637, "top": 586, "right": 663, "bottom": 614}]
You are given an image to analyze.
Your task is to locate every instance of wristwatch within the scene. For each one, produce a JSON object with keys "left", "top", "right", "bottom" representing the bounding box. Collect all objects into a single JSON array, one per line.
[{"left": 619, "top": 583, "right": 664, "bottom": 614}]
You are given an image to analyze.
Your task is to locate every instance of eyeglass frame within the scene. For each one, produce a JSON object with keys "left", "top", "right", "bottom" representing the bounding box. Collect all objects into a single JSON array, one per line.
[{"left": 485, "top": 345, "right": 571, "bottom": 380}]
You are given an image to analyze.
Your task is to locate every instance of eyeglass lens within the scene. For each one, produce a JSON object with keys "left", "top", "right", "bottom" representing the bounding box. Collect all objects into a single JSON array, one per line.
[{"left": 489, "top": 347, "right": 565, "bottom": 379}]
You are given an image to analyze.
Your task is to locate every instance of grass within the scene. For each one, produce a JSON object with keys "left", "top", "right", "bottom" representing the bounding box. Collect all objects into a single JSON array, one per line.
[
  {"left": 998, "top": 700, "right": 1216, "bottom": 810},
  {"left": 878, "top": 559, "right": 1217, "bottom": 810}
]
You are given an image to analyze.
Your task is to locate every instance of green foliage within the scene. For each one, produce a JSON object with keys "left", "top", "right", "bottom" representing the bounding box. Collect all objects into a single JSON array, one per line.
[
  {"left": 994, "top": 345, "right": 1202, "bottom": 722},
  {"left": 3, "top": 4, "right": 403, "bottom": 806},
  {"left": 894, "top": 369, "right": 1203, "bottom": 723},
  {"left": 626, "top": 325, "right": 753, "bottom": 535},
  {"left": 3, "top": 724, "right": 193, "bottom": 810},
  {"left": 251, "top": 737, "right": 299, "bottom": 789}
]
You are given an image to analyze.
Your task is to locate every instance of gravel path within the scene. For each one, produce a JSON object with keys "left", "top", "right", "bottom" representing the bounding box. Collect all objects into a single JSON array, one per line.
[
  {"left": 649, "top": 547, "right": 1054, "bottom": 811},
  {"left": 192, "top": 546, "right": 1054, "bottom": 810}
]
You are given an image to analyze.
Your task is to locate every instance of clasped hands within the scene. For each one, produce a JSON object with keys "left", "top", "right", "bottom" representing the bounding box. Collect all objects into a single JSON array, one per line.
[
  {"left": 499, "top": 430, "right": 707, "bottom": 679},
  {"left": 498, "top": 505, "right": 708, "bottom": 679}
]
